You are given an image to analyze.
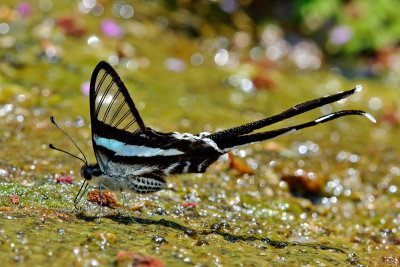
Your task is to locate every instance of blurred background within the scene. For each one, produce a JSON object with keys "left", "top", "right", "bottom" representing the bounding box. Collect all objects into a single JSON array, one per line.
[{"left": 0, "top": 0, "right": 399, "bottom": 266}]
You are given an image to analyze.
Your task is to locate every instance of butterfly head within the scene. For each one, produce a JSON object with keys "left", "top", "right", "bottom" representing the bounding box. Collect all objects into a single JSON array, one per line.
[
  {"left": 80, "top": 164, "right": 102, "bottom": 181},
  {"left": 81, "top": 165, "right": 93, "bottom": 180}
]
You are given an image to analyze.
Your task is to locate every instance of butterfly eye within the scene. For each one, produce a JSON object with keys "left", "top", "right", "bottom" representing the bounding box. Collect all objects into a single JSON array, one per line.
[{"left": 81, "top": 166, "right": 92, "bottom": 180}]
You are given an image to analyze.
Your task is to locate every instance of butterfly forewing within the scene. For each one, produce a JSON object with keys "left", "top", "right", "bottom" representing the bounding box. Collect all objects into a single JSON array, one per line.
[
  {"left": 90, "top": 62, "right": 147, "bottom": 172},
  {"left": 93, "top": 68, "right": 143, "bottom": 133}
]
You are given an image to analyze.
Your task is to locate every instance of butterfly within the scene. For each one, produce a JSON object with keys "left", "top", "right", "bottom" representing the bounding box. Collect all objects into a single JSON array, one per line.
[{"left": 50, "top": 61, "right": 375, "bottom": 219}]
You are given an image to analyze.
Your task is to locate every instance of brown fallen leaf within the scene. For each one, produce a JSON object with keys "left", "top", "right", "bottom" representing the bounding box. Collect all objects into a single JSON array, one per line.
[
  {"left": 281, "top": 168, "right": 324, "bottom": 195},
  {"left": 228, "top": 151, "right": 254, "bottom": 175}
]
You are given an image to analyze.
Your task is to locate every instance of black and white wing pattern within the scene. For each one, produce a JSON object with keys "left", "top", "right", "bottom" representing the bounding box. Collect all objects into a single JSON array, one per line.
[
  {"left": 90, "top": 61, "right": 145, "bottom": 133},
  {"left": 89, "top": 61, "right": 147, "bottom": 172},
  {"left": 88, "top": 62, "right": 223, "bottom": 193},
  {"left": 90, "top": 61, "right": 182, "bottom": 194}
]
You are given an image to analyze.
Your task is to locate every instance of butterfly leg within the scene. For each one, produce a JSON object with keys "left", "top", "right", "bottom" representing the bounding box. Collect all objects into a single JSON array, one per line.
[
  {"left": 73, "top": 180, "right": 87, "bottom": 209},
  {"left": 73, "top": 183, "right": 97, "bottom": 209},
  {"left": 121, "top": 190, "right": 138, "bottom": 223},
  {"left": 97, "top": 183, "right": 103, "bottom": 220}
]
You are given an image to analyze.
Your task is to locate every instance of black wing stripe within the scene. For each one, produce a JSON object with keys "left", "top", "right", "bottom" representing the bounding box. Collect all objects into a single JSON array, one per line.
[
  {"left": 109, "top": 101, "right": 126, "bottom": 125},
  {"left": 102, "top": 89, "right": 121, "bottom": 122},
  {"left": 95, "top": 80, "right": 114, "bottom": 117},
  {"left": 95, "top": 71, "right": 107, "bottom": 96},
  {"left": 123, "top": 118, "right": 137, "bottom": 131},
  {"left": 114, "top": 109, "right": 131, "bottom": 128}
]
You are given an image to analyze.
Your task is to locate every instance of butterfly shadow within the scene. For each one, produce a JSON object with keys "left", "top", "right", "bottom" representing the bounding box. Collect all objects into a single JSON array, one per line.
[
  {"left": 77, "top": 212, "right": 190, "bottom": 232},
  {"left": 75, "top": 213, "right": 347, "bottom": 254}
]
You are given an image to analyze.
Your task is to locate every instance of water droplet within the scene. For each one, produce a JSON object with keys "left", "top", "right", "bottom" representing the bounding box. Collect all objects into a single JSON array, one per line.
[
  {"left": 368, "top": 97, "right": 382, "bottom": 110},
  {"left": 214, "top": 49, "right": 229, "bottom": 66},
  {"left": 190, "top": 53, "right": 204, "bottom": 66},
  {"left": 87, "top": 35, "right": 100, "bottom": 47},
  {"left": 152, "top": 235, "right": 166, "bottom": 244},
  {"left": 0, "top": 23, "right": 10, "bottom": 34}
]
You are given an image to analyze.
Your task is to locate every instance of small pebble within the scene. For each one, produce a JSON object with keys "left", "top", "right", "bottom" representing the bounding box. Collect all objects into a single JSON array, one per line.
[
  {"left": 196, "top": 240, "right": 209, "bottom": 246},
  {"left": 183, "top": 228, "right": 197, "bottom": 238}
]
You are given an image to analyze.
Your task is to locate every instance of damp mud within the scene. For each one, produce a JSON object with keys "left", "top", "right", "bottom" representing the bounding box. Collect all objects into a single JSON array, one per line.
[{"left": 0, "top": 1, "right": 399, "bottom": 266}]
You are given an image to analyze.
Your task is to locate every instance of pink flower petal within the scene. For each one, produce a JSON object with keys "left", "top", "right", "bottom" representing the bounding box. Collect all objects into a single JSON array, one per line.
[
  {"left": 330, "top": 25, "right": 353, "bottom": 45},
  {"left": 80, "top": 82, "right": 90, "bottom": 95},
  {"left": 16, "top": 2, "right": 33, "bottom": 17},
  {"left": 101, "top": 19, "right": 124, "bottom": 39}
]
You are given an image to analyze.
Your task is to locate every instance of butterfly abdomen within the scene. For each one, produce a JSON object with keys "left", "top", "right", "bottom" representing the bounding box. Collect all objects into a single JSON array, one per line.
[
  {"left": 127, "top": 175, "right": 166, "bottom": 194},
  {"left": 92, "top": 171, "right": 166, "bottom": 194}
]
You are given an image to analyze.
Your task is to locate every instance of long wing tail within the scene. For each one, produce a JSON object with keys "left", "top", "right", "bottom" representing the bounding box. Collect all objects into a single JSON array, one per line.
[
  {"left": 208, "top": 85, "right": 375, "bottom": 152},
  {"left": 214, "top": 110, "right": 375, "bottom": 151}
]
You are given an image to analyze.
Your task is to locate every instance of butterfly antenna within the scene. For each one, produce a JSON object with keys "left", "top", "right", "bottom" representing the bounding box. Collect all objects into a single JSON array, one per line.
[
  {"left": 49, "top": 144, "right": 86, "bottom": 164},
  {"left": 49, "top": 115, "right": 88, "bottom": 165}
]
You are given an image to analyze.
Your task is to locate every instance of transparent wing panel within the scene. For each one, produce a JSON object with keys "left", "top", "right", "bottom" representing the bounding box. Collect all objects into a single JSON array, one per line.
[{"left": 94, "top": 69, "right": 140, "bottom": 133}]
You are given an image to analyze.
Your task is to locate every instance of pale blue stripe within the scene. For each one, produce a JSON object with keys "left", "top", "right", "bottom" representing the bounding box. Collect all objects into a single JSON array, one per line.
[
  {"left": 116, "top": 145, "right": 183, "bottom": 157},
  {"left": 94, "top": 136, "right": 183, "bottom": 157},
  {"left": 95, "top": 137, "right": 125, "bottom": 151}
]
